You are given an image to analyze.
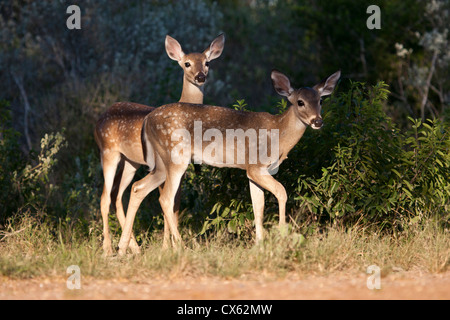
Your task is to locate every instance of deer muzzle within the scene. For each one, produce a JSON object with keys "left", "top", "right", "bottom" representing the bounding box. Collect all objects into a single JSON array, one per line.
[
  {"left": 311, "top": 117, "right": 323, "bottom": 129},
  {"left": 195, "top": 72, "right": 206, "bottom": 83}
]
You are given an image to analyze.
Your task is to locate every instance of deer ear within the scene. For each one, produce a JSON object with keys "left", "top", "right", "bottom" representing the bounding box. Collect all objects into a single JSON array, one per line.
[
  {"left": 271, "top": 70, "right": 294, "bottom": 97},
  {"left": 313, "top": 70, "right": 341, "bottom": 96},
  {"left": 204, "top": 33, "right": 225, "bottom": 61},
  {"left": 165, "top": 35, "right": 185, "bottom": 61}
]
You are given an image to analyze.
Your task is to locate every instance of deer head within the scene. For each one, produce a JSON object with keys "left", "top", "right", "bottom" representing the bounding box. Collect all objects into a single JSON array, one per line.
[
  {"left": 165, "top": 34, "right": 225, "bottom": 88},
  {"left": 271, "top": 70, "right": 341, "bottom": 129}
]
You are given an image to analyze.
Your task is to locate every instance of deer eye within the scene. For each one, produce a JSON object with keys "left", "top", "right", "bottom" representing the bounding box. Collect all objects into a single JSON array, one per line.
[
  {"left": 320, "top": 99, "right": 323, "bottom": 105},
  {"left": 298, "top": 100, "right": 305, "bottom": 107},
  {"left": 185, "top": 62, "right": 191, "bottom": 68},
  {"left": 205, "top": 61, "right": 210, "bottom": 67}
]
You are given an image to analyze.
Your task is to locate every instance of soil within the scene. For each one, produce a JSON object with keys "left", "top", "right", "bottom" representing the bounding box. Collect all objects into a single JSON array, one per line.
[{"left": 1, "top": 271, "right": 449, "bottom": 300}]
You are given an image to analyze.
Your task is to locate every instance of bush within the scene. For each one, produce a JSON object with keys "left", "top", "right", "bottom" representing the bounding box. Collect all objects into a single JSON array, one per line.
[
  {"left": 0, "top": 100, "right": 25, "bottom": 222},
  {"left": 295, "top": 82, "right": 449, "bottom": 228},
  {"left": 0, "top": 100, "right": 67, "bottom": 224}
]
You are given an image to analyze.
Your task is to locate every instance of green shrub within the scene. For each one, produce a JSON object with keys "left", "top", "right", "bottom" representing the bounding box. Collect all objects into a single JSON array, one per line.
[
  {"left": 0, "top": 100, "right": 68, "bottom": 224},
  {"left": 295, "top": 82, "right": 449, "bottom": 228},
  {"left": 0, "top": 100, "right": 25, "bottom": 223}
]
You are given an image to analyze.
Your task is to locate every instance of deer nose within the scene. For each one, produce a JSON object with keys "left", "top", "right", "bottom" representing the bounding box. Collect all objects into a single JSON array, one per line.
[
  {"left": 195, "top": 72, "right": 206, "bottom": 83},
  {"left": 312, "top": 118, "right": 323, "bottom": 128}
]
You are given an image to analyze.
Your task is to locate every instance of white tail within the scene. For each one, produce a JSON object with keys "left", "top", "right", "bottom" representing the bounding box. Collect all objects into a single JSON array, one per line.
[
  {"left": 117, "top": 70, "right": 340, "bottom": 254},
  {"left": 95, "top": 34, "right": 225, "bottom": 255}
]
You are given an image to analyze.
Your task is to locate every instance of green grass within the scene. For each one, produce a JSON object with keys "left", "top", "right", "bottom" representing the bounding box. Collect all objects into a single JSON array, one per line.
[{"left": 0, "top": 214, "right": 448, "bottom": 280}]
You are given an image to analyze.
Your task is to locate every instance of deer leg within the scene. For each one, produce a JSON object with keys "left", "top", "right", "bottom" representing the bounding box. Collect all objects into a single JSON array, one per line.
[
  {"left": 249, "top": 180, "right": 265, "bottom": 243},
  {"left": 159, "top": 165, "right": 186, "bottom": 247},
  {"left": 117, "top": 166, "right": 166, "bottom": 256},
  {"left": 100, "top": 151, "right": 121, "bottom": 256},
  {"left": 160, "top": 184, "right": 170, "bottom": 249},
  {"left": 247, "top": 167, "right": 288, "bottom": 240},
  {"left": 114, "top": 160, "right": 141, "bottom": 254},
  {"left": 163, "top": 179, "right": 183, "bottom": 249}
]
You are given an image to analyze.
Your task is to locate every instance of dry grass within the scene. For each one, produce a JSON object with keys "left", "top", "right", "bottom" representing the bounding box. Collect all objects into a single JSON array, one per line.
[{"left": 0, "top": 215, "right": 449, "bottom": 281}]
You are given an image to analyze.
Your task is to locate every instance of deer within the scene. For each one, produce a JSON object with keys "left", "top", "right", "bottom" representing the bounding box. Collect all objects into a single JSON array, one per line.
[
  {"left": 94, "top": 33, "right": 225, "bottom": 256},
  {"left": 116, "top": 69, "right": 340, "bottom": 255}
]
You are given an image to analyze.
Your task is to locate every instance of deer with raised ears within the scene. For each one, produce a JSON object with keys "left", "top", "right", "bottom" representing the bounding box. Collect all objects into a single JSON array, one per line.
[
  {"left": 94, "top": 33, "right": 225, "bottom": 256},
  {"left": 116, "top": 70, "right": 340, "bottom": 255}
]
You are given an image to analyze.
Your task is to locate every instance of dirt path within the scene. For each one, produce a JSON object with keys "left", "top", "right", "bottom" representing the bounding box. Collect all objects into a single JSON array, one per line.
[{"left": 1, "top": 271, "right": 449, "bottom": 300}]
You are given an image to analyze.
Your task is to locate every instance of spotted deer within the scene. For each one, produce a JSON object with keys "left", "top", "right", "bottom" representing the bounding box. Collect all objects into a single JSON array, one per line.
[
  {"left": 94, "top": 34, "right": 225, "bottom": 255},
  {"left": 116, "top": 70, "right": 340, "bottom": 255}
]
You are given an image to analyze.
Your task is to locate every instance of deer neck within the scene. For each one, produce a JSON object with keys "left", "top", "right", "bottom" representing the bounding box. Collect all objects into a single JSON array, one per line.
[
  {"left": 179, "top": 76, "right": 204, "bottom": 104},
  {"left": 277, "top": 105, "right": 307, "bottom": 157}
]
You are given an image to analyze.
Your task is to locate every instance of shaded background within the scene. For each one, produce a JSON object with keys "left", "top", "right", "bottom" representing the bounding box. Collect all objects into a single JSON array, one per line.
[{"left": 0, "top": 0, "right": 448, "bottom": 233}]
